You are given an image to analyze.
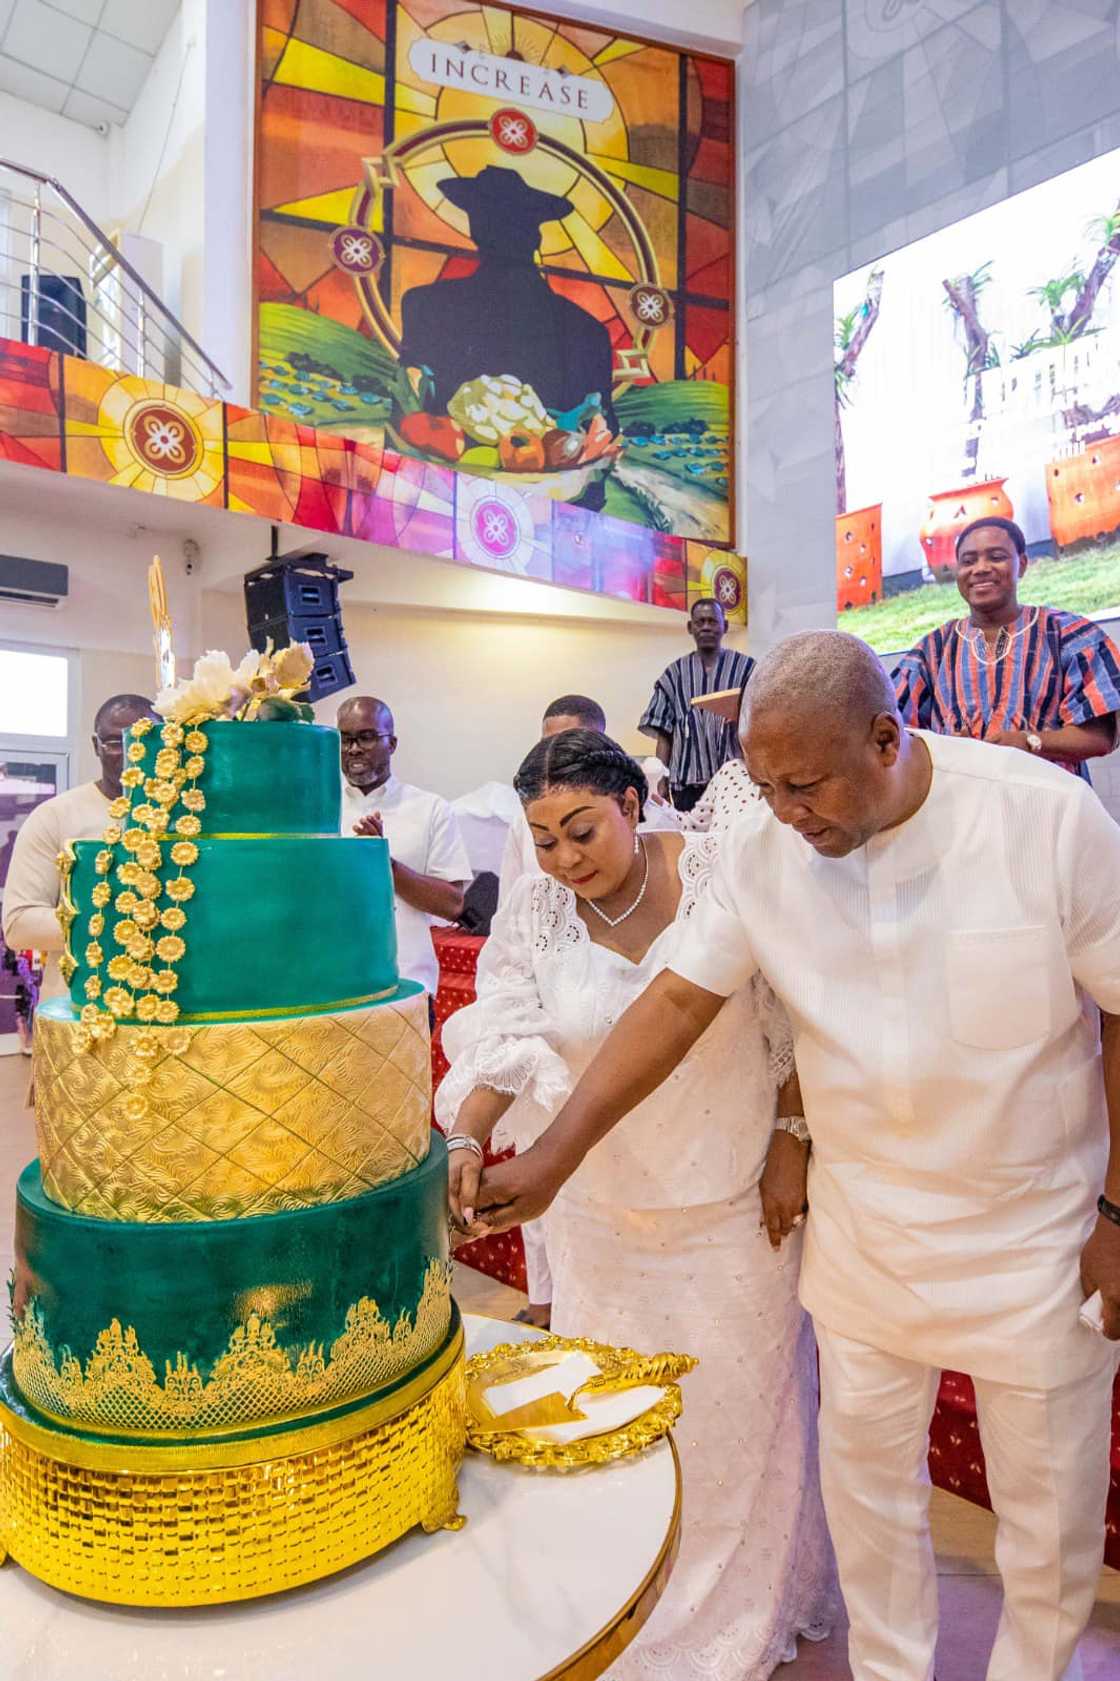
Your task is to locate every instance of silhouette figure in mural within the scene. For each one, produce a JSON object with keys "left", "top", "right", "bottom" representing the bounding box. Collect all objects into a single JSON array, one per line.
[{"left": 399, "top": 166, "right": 618, "bottom": 436}]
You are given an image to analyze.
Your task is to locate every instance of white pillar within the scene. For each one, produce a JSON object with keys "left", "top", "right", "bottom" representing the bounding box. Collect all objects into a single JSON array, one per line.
[{"left": 202, "top": 0, "right": 255, "bottom": 403}]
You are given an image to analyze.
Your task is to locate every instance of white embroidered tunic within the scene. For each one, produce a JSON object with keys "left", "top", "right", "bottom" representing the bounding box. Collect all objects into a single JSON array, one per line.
[{"left": 671, "top": 731, "right": 1120, "bottom": 1389}]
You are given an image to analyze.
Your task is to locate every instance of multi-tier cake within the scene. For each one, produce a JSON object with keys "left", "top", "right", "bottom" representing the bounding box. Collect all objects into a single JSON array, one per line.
[{"left": 0, "top": 654, "right": 465, "bottom": 1607}]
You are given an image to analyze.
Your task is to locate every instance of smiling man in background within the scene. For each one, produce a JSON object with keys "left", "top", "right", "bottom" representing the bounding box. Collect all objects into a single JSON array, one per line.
[{"left": 894, "top": 516, "right": 1120, "bottom": 780}]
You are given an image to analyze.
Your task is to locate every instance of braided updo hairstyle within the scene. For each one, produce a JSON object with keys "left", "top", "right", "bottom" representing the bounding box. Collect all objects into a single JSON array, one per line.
[{"left": 513, "top": 729, "right": 648, "bottom": 821}]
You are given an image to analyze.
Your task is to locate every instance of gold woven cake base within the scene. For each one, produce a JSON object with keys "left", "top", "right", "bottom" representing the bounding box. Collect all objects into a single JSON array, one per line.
[{"left": 0, "top": 1338, "right": 466, "bottom": 1607}]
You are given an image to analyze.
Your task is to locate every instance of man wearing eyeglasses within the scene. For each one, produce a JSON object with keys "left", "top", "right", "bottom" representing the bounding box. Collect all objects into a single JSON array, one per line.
[
  {"left": 338, "top": 696, "right": 471, "bottom": 1002},
  {"left": 3, "top": 692, "right": 154, "bottom": 1002}
]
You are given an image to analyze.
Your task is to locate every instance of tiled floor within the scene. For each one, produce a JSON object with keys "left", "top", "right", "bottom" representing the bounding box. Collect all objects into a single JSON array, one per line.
[{"left": 2, "top": 1052, "right": 1118, "bottom": 1676}]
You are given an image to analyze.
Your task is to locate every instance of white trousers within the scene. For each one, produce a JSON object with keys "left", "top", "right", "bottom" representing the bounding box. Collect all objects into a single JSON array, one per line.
[
  {"left": 521, "top": 1216, "right": 553, "bottom": 1306},
  {"left": 815, "top": 1324, "right": 1117, "bottom": 1681}
]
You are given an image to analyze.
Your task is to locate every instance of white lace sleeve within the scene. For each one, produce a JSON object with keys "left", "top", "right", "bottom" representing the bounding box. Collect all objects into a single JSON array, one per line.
[
  {"left": 752, "top": 974, "right": 796, "bottom": 1091},
  {"left": 675, "top": 782, "right": 716, "bottom": 832},
  {"left": 434, "top": 878, "right": 573, "bottom": 1129}
]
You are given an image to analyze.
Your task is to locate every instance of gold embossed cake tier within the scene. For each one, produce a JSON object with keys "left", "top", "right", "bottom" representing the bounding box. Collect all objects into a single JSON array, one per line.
[
  {"left": 0, "top": 1332, "right": 467, "bottom": 1607},
  {"left": 33, "top": 991, "right": 431, "bottom": 1220}
]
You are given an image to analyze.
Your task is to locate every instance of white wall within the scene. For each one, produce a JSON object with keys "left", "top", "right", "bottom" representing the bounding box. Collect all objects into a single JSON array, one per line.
[
  {"left": 200, "top": 0, "right": 254, "bottom": 400},
  {"left": 0, "top": 96, "right": 110, "bottom": 220},
  {"left": 0, "top": 462, "right": 745, "bottom": 802},
  {"left": 0, "top": 488, "right": 203, "bottom": 783},
  {"left": 200, "top": 588, "right": 743, "bottom": 799},
  {"left": 109, "top": 0, "right": 206, "bottom": 349}
]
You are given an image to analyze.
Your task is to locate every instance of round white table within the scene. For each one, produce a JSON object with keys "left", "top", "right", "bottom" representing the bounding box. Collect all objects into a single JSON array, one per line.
[{"left": 0, "top": 1314, "right": 681, "bottom": 1681}]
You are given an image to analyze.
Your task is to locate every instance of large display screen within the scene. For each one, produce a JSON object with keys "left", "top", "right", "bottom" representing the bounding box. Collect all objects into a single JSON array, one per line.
[
  {"left": 834, "top": 148, "right": 1120, "bottom": 653},
  {"left": 255, "top": 0, "right": 736, "bottom": 545}
]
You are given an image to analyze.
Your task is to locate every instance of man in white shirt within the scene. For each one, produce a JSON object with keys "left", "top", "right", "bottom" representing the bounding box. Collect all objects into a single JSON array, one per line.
[
  {"left": 472, "top": 632, "right": 1120, "bottom": 1681},
  {"left": 339, "top": 696, "right": 471, "bottom": 1002},
  {"left": 3, "top": 693, "right": 154, "bottom": 1002}
]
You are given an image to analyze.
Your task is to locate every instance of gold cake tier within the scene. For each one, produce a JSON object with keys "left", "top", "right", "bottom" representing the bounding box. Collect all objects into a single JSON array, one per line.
[
  {"left": 33, "top": 990, "right": 431, "bottom": 1221},
  {"left": 0, "top": 1330, "right": 467, "bottom": 1606}
]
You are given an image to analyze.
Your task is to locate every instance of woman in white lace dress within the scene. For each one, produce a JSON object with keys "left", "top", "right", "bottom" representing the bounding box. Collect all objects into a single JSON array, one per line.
[{"left": 437, "top": 732, "right": 836, "bottom": 1681}]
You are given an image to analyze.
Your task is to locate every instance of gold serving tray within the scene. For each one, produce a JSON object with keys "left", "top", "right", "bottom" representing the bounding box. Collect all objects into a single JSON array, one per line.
[{"left": 465, "top": 1333, "right": 696, "bottom": 1470}]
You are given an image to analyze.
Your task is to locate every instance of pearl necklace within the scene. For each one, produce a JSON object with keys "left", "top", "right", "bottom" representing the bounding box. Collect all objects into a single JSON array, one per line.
[{"left": 583, "top": 839, "right": 650, "bottom": 929}]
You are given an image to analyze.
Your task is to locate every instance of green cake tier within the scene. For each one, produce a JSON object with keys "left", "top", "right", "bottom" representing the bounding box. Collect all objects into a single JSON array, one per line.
[
  {"left": 33, "top": 991, "right": 431, "bottom": 1222},
  {"left": 10, "top": 1135, "right": 451, "bottom": 1437},
  {"left": 64, "top": 834, "right": 399, "bottom": 1018},
  {"left": 128, "top": 719, "right": 342, "bottom": 835}
]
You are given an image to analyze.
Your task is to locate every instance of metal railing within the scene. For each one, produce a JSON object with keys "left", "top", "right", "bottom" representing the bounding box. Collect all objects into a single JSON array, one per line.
[{"left": 0, "top": 159, "right": 230, "bottom": 397}]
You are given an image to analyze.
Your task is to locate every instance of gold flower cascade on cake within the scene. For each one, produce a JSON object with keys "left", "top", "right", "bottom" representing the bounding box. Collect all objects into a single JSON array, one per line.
[{"left": 0, "top": 618, "right": 465, "bottom": 1607}]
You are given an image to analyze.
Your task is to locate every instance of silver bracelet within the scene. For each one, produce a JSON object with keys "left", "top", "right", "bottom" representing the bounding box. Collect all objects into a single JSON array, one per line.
[
  {"left": 774, "top": 1115, "right": 811, "bottom": 1146},
  {"left": 445, "top": 1133, "right": 485, "bottom": 1161}
]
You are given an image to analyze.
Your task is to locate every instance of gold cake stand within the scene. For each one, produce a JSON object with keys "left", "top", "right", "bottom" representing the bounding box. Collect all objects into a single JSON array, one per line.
[
  {"left": 0, "top": 1317, "right": 681, "bottom": 1681},
  {"left": 0, "top": 1327, "right": 466, "bottom": 1607}
]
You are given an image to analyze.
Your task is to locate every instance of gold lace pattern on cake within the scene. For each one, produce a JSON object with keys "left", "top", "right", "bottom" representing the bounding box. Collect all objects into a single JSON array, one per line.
[
  {"left": 34, "top": 993, "right": 431, "bottom": 1220},
  {"left": 13, "top": 1259, "right": 452, "bottom": 1435}
]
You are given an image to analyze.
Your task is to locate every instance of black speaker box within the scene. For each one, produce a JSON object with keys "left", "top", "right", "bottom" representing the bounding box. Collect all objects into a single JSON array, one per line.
[
  {"left": 244, "top": 553, "right": 355, "bottom": 703},
  {"left": 21, "top": 274, "right": 87, "bottom": 357}
]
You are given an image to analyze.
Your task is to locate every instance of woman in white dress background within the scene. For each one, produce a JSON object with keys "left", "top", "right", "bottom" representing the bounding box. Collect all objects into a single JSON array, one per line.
[{"left": 438, "top": 731, "right": 836, "bottom": 1680}]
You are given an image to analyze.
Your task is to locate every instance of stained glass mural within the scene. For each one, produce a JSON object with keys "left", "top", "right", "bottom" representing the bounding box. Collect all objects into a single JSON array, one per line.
[
  {"left": 0, "top": 334, "right": 745, "bottom": 622},
  {"left": 255, "top": 0, "right": 736, "bottom": 544}
]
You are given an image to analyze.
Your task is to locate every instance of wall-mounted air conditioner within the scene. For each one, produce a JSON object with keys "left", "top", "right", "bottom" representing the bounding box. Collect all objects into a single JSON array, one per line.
[{"left": 0, "top": 554, "right": 69, "bottom": 610}]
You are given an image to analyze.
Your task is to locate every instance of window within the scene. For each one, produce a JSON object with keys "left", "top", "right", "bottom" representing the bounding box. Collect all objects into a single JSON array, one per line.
[{"left": 0, "top": 647, "right": 69, "bottom": 737}]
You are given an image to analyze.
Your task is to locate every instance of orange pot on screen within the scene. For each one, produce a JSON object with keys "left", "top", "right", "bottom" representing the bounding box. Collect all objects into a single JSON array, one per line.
[
  {"left": 919, "top": 479, "right": 1013, "bottom": 580},
  {"left": 836, "top": 504, "right": 883, "bottom": 611},
  {"left": 1046, "top": 436, "right": 1120, "bottom": 548}
]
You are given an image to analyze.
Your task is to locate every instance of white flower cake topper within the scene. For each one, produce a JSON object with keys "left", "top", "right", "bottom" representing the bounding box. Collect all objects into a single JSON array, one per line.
[{"left": 155, "top": 643, "right": 315, "bottom": 724}]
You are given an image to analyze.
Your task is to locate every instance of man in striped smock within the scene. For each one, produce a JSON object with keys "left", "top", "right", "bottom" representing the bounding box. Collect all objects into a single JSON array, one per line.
[
  {"left": 639, "top": 598, "right": 754, "bottom": 811},
  {"left": 894, "top": 517, "right": 1120, "bottom": 781}
]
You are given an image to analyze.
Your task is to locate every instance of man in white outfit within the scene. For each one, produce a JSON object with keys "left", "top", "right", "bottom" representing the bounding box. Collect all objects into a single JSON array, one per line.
[
  {"left": 3, "top": 693, "right": 154, "bottom": 1002},
  {"left": 473, "top": 631, "right": 1120, "bottom": 1681},
  {"left": 339, "top": 696, "right": 471, "bottom": 1004}
]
